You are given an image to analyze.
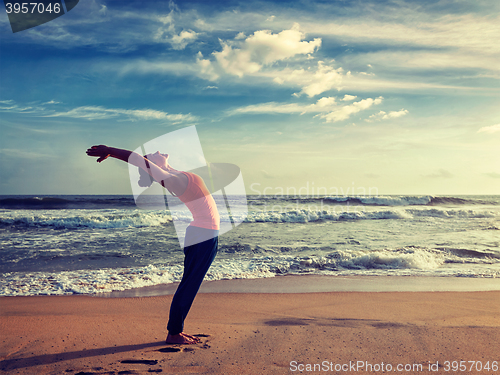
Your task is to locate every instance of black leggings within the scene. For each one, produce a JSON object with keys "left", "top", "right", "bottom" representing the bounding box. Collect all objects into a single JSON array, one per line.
[{"left": 167, "top": 226, "right": 219, "bottom": 335}]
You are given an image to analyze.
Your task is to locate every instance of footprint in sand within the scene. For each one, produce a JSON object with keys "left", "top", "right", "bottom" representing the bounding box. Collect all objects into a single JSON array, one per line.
[
  {"left": 158, "top": 345, "right": 209, "bottom": 353},
  {"left": 158, "top": 347, "right": 181, "bottom": 353},
  {"left": 120, "top": 359, "right": 158, "bottom": 365}
]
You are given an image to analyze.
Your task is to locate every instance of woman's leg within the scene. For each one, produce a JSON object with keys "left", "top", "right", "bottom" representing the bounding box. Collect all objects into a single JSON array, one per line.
[{"left": 167, "top": 227, "right": 218, "bottom": 337}]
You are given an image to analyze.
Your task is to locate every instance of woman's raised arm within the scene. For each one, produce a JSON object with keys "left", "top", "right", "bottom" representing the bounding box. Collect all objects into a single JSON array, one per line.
[{"left": 86, "top": 145, "right": 173, "bottom": 186}]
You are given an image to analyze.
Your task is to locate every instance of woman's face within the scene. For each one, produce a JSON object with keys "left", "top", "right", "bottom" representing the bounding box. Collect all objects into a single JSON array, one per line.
[{"left": 146, "top": 151, "right": 170, "bottom": 169}]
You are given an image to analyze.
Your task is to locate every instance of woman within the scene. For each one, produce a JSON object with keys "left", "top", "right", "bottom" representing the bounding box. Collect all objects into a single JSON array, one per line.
[{"left": 86, "top": 145, "right": 220, "bottom": 345}]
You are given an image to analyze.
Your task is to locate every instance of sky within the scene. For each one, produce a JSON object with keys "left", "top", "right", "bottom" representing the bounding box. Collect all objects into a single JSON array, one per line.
[{"left": 0, "top": 0, "right": 499, "bottom": 196}]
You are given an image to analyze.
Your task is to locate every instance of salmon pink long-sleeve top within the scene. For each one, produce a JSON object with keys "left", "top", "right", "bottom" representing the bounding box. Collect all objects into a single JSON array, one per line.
[{"left": 175, "top": 171, "right": 220, "bottom": 230}]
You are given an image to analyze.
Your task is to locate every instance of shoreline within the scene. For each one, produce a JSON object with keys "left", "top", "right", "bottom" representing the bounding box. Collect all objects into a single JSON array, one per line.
[
  {"left": 1, "top": 275, "right": 499, "bottom": 299},
  {"left": 97, "top": 275, "right": 500, "bottom": 298}
]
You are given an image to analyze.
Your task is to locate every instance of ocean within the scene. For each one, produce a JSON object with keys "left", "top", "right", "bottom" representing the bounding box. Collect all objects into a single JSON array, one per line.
[{"left": 0, "top": 194, "right": 499, "bottom": 296}]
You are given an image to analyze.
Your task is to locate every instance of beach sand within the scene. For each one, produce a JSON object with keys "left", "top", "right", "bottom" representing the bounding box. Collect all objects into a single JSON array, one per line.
[{"left": 1, "top": 278, "right": 499, "bottom": 374}]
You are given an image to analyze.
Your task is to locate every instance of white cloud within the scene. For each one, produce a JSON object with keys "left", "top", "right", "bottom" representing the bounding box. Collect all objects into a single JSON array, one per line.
[
  {"left": 235, "top": 32, "right": 246, "bottom": 40},
  {"left": 170, "top": 30, "right": 199, "bottom": 50},
  {"left": 341, "top": 95, "right": 357, "bottom": 101},
  {"left": 119, "top": 60, "right": 196, "bottom": 76},
  {"left": 341, "top": 73, "right": 469, "bottom": 93},
  {"left": 213, "top": 42, "right": 261, "bottom": 77},
  {"left": 112, "top": 13, "right": 483, "bottom": 95},
  {"left": 342, "top": 50, "right": 500, "bottom": 74},
  {"left": 367, "top": 109, "right": 409, "bottom": 122},
  {"left": 384, "top": 109, "right": 409, "bottom": 119},
  {"left": 200, "top": 24, "right": 321, "bottom": 79},
  {"left": 196, "top": 52, "right": 220, "bottom": 81},
  {"left": 190, "top": 9, "right": 500, "bottom": 94},
  {"left": 0, "top": 101, "right": 37, "bottom": 113},
  {"left": 16, "top": 0, "right": 201, "bottom": 52},
  {"left": 318, "top": 97, "right": 383, "bottom": 123},
  {"left": 286, "top": 61, "right": 344, "bottom": 97},
  {"left": 478, "top": 124, "right": 500, "bottom": 134},
  {"left": 46, "top": 106, "right": 197, "bottom": 123},
  {"left": 305, "top": 14, "right": 500, "bottom": 55},
  {"left": 118, "top": 55, "right": 346, "bottom": 98},
  {"left": 154, "top": 4, "right": 199, "bottom": 50},
  {"left": 193, "top": 18, "right": 212, "bottom": 31},
  {"left": 98, "top": 4, "right": 107, "bottom": 15},
  {"left": 230, "top": 96, "right": 337, "bottom": 115},
  {"left": 0, "top": 100, "right": 197, "bottom": 124},
  {"left": 229, "top": 95, "right": 383, "bottom": 123},
  {"left": 230, "top": 102, "right": 310, "bottom": 115}
]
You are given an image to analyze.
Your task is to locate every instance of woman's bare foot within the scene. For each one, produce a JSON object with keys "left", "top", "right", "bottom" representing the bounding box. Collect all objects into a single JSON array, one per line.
[
  {"left": 166, "top": 332, "right": 200, "bottom": 344},
  {"left": 180, "top": 332, "right": 201, "bottom": 343}
]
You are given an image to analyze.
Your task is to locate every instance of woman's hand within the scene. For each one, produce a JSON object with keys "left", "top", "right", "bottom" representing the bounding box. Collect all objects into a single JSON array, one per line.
[{"left": 86, "top": 145, "right": 111, "bottom": 163}]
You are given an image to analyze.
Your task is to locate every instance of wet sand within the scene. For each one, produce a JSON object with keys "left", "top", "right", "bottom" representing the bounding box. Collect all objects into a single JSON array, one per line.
[{"left": 1, "top": 278, "right": 499, "bottom": 374}]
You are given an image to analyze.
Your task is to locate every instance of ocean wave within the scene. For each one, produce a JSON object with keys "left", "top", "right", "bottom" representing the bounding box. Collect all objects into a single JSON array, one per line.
[
  {"left": 2, "top": 205, "right": 495, "bottom": 229},
  {"left": 248, "top": 195, "right": 434, "bottom": 206},
  {"left": 325, "top": 195, "right": 433, "bottom": 206},
  {"left": 407, "top": 208, "right": 496, "bottom": 219},
  {"left": 438, "top": 248, "right": 500, "bottom": 260},
  {"left": 254, "top": 195, "right": 498, "bottom": 207},
  {"left": 2, "top": 194, "right": 498, "bottom": 212},
  {"left": 0, "top": 263, "right": 275, "bottom": 296},
  {"left": 0, "top": 210, "right": 172, "bottom": 229},
  {"left": 326, "top": 195, "right": 498, "bottom": 206},
  {"left": 243, "top": 209, "right": 412, "bottom": 223},
  {"left": 243, "top": 207, "right": 497, "bottom": 223},
  {"left": 2, "top": 246, "right": 498, "bottom": 296},
  {"left": 217, "top": 242, "right": 500, "bottom": 262}
]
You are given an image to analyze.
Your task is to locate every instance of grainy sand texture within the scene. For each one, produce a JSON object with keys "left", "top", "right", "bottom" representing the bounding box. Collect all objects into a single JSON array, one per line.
[{"left": 1, "top": 290, "right": 499, "bottom": 374}]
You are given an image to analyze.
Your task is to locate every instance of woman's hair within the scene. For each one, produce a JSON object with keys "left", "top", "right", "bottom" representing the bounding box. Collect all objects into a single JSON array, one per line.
[{"left": 138, "top": 158, "right": 154, "bottom": 187}]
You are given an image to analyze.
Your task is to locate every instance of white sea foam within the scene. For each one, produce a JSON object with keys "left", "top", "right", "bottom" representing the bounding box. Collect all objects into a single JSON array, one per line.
[
  {"left": 1, "top": 205, "right": 497, "bottom": 229},
  {"left": 1, "top": 246, "right": 498, "bottom": 296},
  {"left": 408, "top": 208, "right": 496, "bottom": 219},
  {"left": 0, "top": 209, "right": 172, "bottom": 229},
  {"left": 0, "top": 262, "right": 275, "bottom": 296},
  {"left": 359, "top": 195, "right": 433, "bottom": 206},
  {"left": 327, "top": 248, "right": 445, "bottom": 270},
  {"left": 243, "top": 207, "right": 496, "bottom": 223},
  {"left": 1, "top": 195, "right": 499, "bottom": 296}
]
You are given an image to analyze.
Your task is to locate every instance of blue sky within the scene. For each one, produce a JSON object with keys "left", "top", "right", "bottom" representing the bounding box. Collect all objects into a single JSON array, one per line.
[{"left": 0, "top": 0, "right": 499, "bottom": 195}]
